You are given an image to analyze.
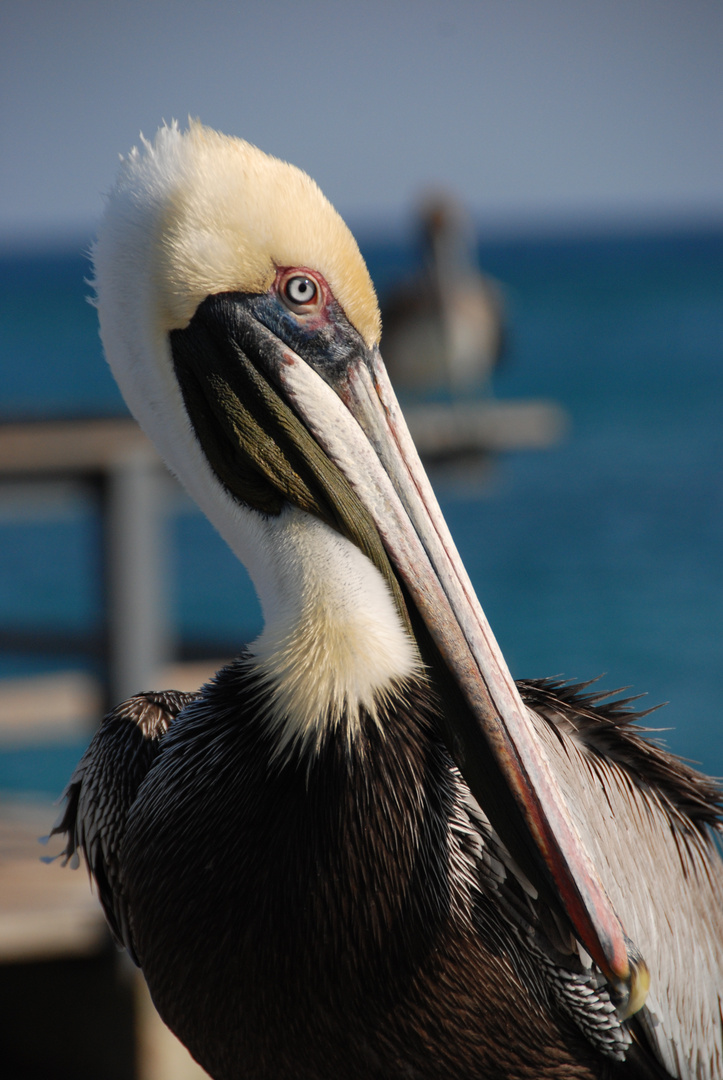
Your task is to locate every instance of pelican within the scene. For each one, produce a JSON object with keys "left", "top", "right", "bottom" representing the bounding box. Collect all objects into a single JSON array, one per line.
[
  {"left": 382, "top": 192, "right": 506, "bottom": 394},
  {"left": 53, "top": 123, "right": 723, "bottom": 1080}
]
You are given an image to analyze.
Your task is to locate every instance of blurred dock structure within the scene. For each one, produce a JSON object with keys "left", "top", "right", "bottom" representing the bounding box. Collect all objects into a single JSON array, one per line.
[
  {"left": 0, "top": 417, "right": 212, "bottom": 1078},
  {"left": 0, "top": 418, "right": 172, "bottom": 710},
  {"left": 381, "top": 192, "right": 568, "bottom": 474}
]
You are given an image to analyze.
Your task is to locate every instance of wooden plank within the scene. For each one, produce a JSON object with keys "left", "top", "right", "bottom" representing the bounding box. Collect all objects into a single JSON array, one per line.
[
  {"left": 0, "top": 799, "right": 106, "bottom": 962},
  {"left": 0, "top": 417, "right": 158, "bottom": 474},
  {"left": 0, "top": 661, "right": 225, "bottom": 742},
  {"left": 404, "top": 399, "right": 569, "bottom": 454},
  {"left": 0, "top": 671, "right": 101, "bottom": 741}
]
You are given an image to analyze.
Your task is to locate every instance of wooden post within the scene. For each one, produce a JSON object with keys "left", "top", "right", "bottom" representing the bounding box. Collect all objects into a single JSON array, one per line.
[{"left": 103, "top": 448, "right": 171, "bottom": 709}]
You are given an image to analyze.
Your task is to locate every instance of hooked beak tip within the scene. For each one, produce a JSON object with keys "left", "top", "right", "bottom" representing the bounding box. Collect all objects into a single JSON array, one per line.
[{"left": 615, "top": 948, "right": 650, "bottom": 1020}]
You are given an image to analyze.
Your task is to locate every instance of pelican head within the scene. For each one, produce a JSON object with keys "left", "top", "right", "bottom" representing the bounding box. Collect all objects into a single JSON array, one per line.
[{"left": 92, "top": 121, "right": 645, "bottom": 1012}]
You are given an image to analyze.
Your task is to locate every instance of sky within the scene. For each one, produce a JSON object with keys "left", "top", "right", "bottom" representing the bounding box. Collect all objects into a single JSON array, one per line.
[{"left": 1, "top": 0, "right": 722, "bottom": 245}]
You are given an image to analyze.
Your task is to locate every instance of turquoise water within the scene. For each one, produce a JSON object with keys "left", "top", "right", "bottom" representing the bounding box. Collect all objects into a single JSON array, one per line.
[{"left": 1, "top": 227, "right": 721, "bottom": 792}]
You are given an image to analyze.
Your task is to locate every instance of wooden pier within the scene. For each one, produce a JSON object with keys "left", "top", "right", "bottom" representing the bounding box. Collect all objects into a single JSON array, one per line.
[
  {"left": 0, "top": 417, "right": 213, "bottom": 1079},
  {"left": 0, "top": 417, "right": 171, "bottom": 708}
]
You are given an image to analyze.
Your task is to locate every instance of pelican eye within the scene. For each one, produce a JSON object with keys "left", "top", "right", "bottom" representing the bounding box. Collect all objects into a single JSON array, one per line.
[{"left": 281, "top": 274, "right": 320, "bottom": 312}]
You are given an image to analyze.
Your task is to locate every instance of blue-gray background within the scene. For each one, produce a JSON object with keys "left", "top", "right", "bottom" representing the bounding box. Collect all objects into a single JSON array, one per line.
[{"left": 2, "top": 1, "right": 722, "bottom": 241}]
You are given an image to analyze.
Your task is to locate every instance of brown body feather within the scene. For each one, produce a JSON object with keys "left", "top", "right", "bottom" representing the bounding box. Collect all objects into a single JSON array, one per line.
[{"left": 53, "top": 671, "right": 719, "bottom": 1079}]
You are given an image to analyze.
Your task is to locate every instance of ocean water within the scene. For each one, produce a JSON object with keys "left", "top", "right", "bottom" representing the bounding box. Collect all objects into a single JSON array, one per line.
[{"left": 0, "top": 226, "right": 721, "bottom": 794}]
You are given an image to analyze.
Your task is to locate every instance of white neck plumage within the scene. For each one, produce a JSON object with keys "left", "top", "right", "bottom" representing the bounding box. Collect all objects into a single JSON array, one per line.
[{"left": 244, "top": 504, "right": 421, "bottom": 759}]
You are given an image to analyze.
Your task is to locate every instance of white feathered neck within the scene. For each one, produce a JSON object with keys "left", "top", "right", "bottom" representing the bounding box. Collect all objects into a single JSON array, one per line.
[{"left": 92, "top": 123, "right": 418, "bottom": 757}]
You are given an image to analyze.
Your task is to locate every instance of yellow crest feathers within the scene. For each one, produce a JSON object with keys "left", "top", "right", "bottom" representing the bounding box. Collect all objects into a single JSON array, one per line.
[{"left": 106, "top": 121, "right": 381, "bottom": 347}]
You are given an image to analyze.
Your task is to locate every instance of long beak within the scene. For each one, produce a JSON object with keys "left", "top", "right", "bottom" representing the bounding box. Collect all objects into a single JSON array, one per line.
[
  {"left": 263, "top": 334, "right": 646, "bottom": 1015},
  {"left": 170, "top": 295, "right": 646, "bottom": 1016}
]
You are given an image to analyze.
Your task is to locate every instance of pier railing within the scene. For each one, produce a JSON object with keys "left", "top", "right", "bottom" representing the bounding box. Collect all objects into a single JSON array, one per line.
[
  {"left": 0, "top": 417, "right": 171, "bottom": 712},
  {"left": 0, "top": 417, "right": 211, "bottom": 1079}
]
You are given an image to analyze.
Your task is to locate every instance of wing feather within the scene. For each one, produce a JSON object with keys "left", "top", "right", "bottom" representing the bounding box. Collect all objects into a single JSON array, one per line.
[
  {"left": 521, "top": 679, "right": 723, "bottom": 1080},
  {"left": 50, "top": 689, "right": 199, "bottom": 962}
]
